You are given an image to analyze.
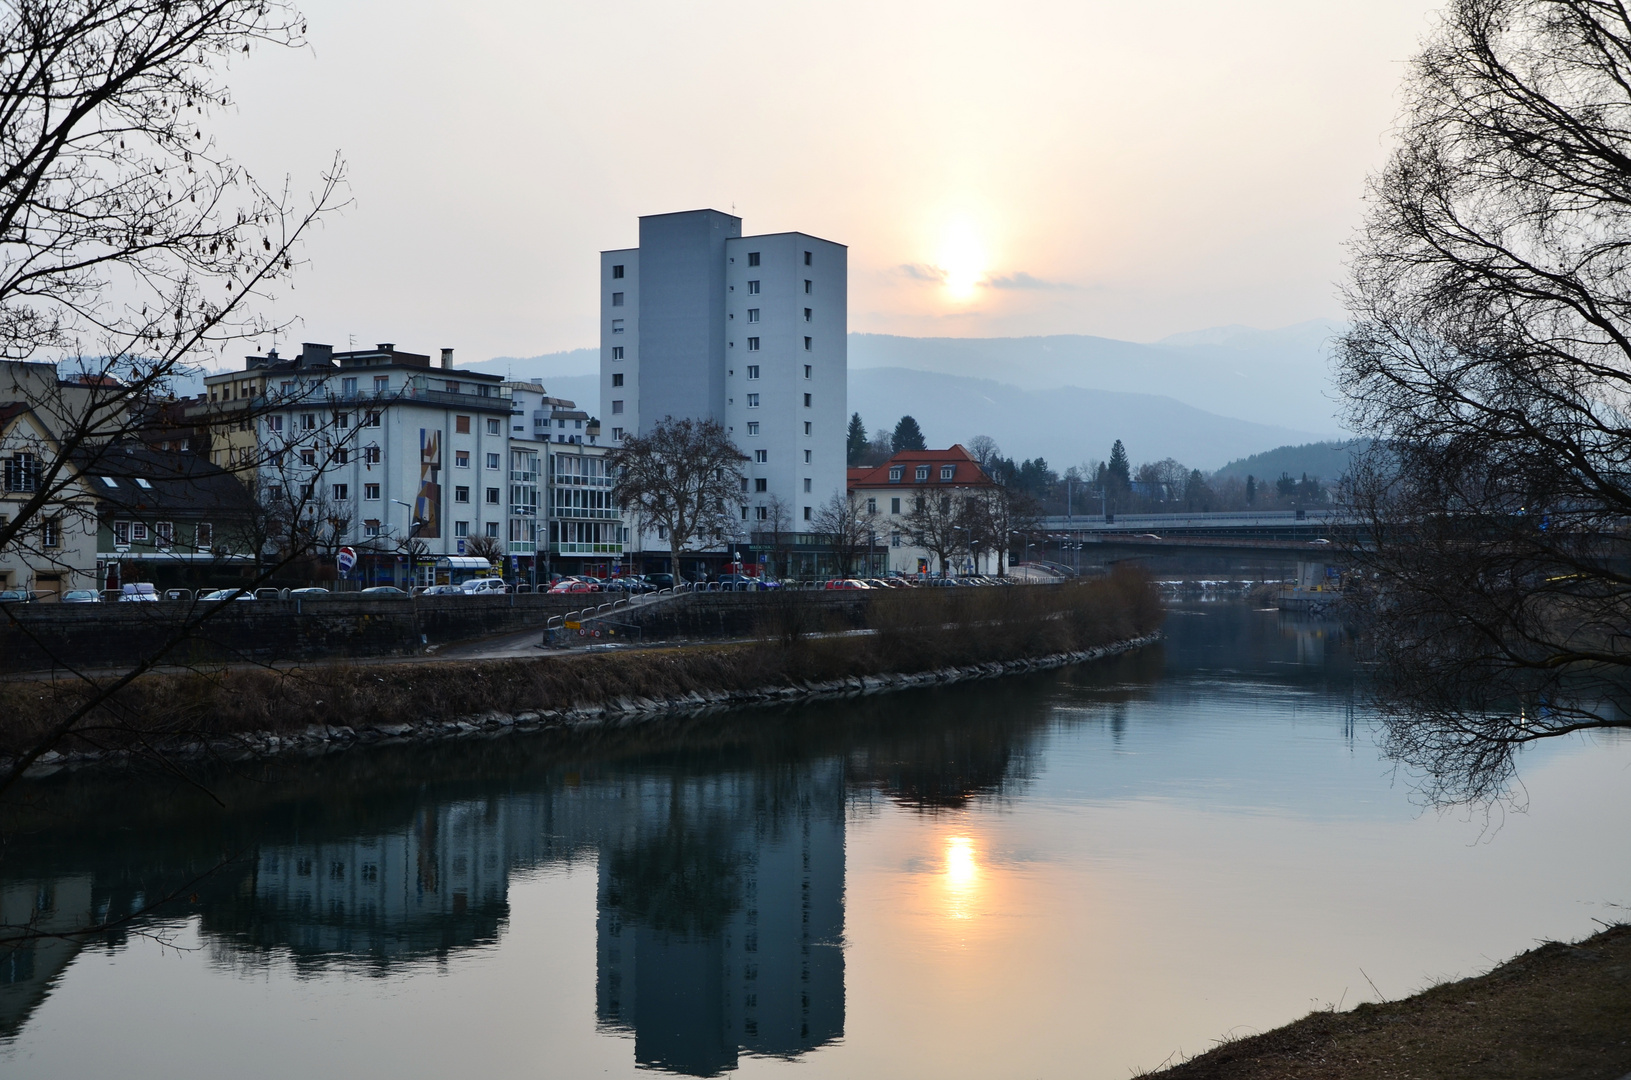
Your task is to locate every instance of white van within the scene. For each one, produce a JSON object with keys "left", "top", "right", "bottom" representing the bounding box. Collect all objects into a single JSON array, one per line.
[{"left": 119, "top": 583, "right": 159, "bottom": 602}]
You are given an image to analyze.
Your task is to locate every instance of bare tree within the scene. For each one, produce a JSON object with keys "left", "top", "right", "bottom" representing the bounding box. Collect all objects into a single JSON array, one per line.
[
  {"left": 904, "top": 489, "right": 967, "bottom": 576},
  {"left": 752, "top": 492, "right": 794, "bottom": 579},
  {"left": 970, "top": 482, "right": 1039, "bottom": 576},
  {"left": 1336, "top": 0, "right": 1631, "bottom": 804},
  {"left": 0, "top": 0, "right": 346, "bottom": 797},
  {"left": 967, "top": 435, "right": 1000, "bottom": 473},
  {"left": 610, "top": 416, "right": 745, "bottom": 583},
  {"left": 812, "top": 489, "right": 876, "bottom": 578}
]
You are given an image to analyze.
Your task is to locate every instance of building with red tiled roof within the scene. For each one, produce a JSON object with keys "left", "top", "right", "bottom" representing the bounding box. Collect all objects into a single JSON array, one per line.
[{"left": 847, "top": 444, "right": 996, "bottom": 576}]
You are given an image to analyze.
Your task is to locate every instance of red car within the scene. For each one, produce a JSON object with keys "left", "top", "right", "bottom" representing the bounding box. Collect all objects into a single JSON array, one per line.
[{"left": 547, "top": 579, "right": 600, "bottom": 594}]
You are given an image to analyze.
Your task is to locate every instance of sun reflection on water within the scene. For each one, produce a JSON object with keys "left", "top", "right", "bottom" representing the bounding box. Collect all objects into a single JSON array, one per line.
[{"left": 942, "top": 835, "right": 980, "bottom": 919}]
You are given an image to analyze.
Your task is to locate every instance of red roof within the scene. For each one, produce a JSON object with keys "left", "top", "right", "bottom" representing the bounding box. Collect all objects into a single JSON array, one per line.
[{"left": 848, "top": 444, "right": 993, "bottom": 489}]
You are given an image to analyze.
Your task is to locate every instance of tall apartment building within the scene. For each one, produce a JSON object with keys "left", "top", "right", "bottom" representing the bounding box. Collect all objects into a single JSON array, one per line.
[{"left": 601, "top": 210, "right": 847, "bottom": 567}]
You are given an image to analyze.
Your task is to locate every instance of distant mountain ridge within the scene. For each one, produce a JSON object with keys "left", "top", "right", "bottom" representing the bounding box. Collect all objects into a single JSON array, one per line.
[{"left": 1213, "top": 440, "right": 1368, "bottom": 483}]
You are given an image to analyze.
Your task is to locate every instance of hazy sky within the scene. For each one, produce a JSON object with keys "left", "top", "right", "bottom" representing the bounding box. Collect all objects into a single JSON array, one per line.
[{"left": 212, "top": 0, "right": 1440, "bottom": 365}]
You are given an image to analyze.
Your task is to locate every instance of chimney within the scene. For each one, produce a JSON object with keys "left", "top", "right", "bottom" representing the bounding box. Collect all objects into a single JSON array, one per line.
[
  {"left": 440, "top": 348, "right": 454, "bottom": 370},
  {"left": 376, "top": 343, "right": 395, "bottom": 354}
]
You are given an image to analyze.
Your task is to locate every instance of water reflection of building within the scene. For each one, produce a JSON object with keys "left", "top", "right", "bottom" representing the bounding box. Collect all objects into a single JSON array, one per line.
[
  {"left": 594, "top": 761, "right": 846, "bottom": 1076},
  {"left": 0, "top": 876, "right": 94, "bottom": 1041}
]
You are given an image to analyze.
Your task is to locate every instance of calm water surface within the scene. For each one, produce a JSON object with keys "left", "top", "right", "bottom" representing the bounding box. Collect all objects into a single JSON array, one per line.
[{"left": 2, "top": 604, "right": 1628, "bottom": 1078}]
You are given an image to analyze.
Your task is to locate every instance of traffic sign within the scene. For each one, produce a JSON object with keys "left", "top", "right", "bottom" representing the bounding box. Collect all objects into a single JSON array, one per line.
[
  {"left": 336, "top": 546, "right": 357, "bottom": 574},
  {"left": 564, "top": 620, "right": 582, "bottom": 630}
]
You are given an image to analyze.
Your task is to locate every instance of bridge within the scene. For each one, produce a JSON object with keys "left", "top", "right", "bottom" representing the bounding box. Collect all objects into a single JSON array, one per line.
[
  {"left": 1036, "top": 509, "right": 1352, "bottom": 541},
  {"left": 1021, "top": 510, "right": 1358, "bottom": 578}
]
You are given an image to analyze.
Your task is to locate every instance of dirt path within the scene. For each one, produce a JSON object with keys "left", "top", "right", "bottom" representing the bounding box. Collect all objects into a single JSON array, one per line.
[{"left": 1145, "top": 924, "right": 1631, "bottom": 1079}]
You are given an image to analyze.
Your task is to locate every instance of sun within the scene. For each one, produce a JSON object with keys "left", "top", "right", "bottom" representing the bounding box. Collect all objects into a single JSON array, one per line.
[{"left": 938, "top": 221, "right": 987, "bottom": 302}]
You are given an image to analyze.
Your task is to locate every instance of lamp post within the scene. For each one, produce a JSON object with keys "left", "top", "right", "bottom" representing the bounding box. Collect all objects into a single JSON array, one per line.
[{"left": 391, "top": 499, "right": 422, "bottom": 589}]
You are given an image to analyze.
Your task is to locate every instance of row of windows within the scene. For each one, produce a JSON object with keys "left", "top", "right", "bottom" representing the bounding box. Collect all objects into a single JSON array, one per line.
[
  {"left": 740, "top": 477, "right": 815, "bottom": 494},
  {"left": 269, "top": 414, "right": 502, "bottom": 436},
  {"left": 889, "top": 464, "right": 959, "bottom": 481},
  {"left": 112, "top": 521, "right": 212, "bottom": 548},
  {"left": 744, "top": 337, "right": 814, "bottom": 351},
  {"left": 741, "top": 279, "right": 814, "bottom": 295},
  {"left": 744, "top": 393, "right": 815, "bottom": 408},
  {"left": 743, "top": 249, "right": 815, "bottom": 267},
  {"left": 743, "top": 308, "right": 814, "bottom": 323},
  {"left": 743, "top": 421, "right": 814, "bottom": 437}
]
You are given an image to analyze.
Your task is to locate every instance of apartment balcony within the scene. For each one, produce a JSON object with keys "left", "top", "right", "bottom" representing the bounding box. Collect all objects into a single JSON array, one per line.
[
  {"left": 553, "top": 541, "right": 623, "bottom": 555},
  {"left": 551, "top": 507, "right": 619, "bottom": 520},
  {"left": 507, "top": 541, "right": 537, "bottom": 555}
]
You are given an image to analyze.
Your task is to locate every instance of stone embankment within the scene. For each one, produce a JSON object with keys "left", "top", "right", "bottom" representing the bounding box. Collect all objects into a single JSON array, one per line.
[{"left": 18, "top": 635, "right": 1159, "bottom": 777}]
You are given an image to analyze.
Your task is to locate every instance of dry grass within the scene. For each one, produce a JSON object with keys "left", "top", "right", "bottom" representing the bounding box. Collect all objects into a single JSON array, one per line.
[
  {"left": 1144, "top": 923, "right": 1631, "bottom": 1080},
  {"left": 0, "top": 568, "right": 1162, "bottom": 759}
]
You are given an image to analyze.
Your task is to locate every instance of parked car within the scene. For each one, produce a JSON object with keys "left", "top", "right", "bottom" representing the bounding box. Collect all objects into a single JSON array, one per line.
[
  {"left": 547, "top": 579, "right": 600, "bottom": 594},
  {"left": 0, "top": 588, "right": 32, "bottom": 603},
  {"left": 197, "top": 588, "right": 255, "bottom": 601},
  {"left": 61, "top": 589, "right": 101, "bottom": 603},
  {"left": 287, "top": 587, "right": 329, "bottom": 596},
  {"left": 360, "top": 586, "right": 408, "bottom": 597},
  {"left": 119, "top": 583, "right": 158, "bottom": 602},
  {"left": 460, "top": 577, "right": 509, "bottom": 595},
  {"left": 418, "top": 584, "right": 461, "bottom": 596},
  {"left": 824, "top": 579, "right": 871, "bottom": 590},
  {"left": 645, "top": 573, "right": 676, "bottom": 589}
]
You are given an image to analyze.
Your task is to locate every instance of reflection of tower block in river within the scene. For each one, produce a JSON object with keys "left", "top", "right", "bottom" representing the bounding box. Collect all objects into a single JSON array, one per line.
[{"left": 595, "top": 761, "right": 846, "bottom": 1075}]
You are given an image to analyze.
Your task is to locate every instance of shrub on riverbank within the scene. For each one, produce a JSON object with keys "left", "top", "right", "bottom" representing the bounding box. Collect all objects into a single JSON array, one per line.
[{"left": 0, "top": 568, "right": 1162, "bottom": 762}]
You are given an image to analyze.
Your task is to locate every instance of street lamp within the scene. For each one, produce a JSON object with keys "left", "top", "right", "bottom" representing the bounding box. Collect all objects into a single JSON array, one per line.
[{"left": 391, "top": 499, "right": 423, "bottom": 588}]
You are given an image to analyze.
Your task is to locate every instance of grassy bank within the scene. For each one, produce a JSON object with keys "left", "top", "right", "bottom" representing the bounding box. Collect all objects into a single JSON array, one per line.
[
  {"left": 1145, "top": 923, "right": 1631, "bottom": 1080},
  {"left": 0, "top": 568, "right": 1161, "bottom": 763}
]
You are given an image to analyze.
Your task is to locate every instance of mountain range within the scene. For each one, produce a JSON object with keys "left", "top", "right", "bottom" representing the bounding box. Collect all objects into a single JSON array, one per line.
[{"left": 473, "top": 322, "right": 1347, "bottom": 472}]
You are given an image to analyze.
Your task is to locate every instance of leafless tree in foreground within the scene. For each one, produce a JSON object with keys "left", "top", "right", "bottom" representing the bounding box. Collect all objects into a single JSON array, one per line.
[
  {"left": 609, "top": 416, "right": 746, "bottom": 584},
  {"left": 812, "top": 489, "right": 877, "bottom": 579},
  {"left": 0, "top": 0, "right": 347, "bottom": 800},
  {"left": 1336, "top": 0, "right": 1631, "bottom": 804}
]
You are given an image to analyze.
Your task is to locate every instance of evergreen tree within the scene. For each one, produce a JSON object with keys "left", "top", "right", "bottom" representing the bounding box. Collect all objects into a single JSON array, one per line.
[
  {"left": 1106, "top": 440, "right": 1131, "bottom": 490},
  {"left": 893, "top": 415, "right": 927, "bottom": 452},
  {"left": 846, "top": 412, "right": 868, "bottom": 465},
  {"left": 1245, "top": 474, "right": 1257, "bottom": 505}
]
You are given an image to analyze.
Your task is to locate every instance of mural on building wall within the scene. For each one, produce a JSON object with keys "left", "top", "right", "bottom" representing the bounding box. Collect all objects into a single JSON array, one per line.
[{"left": 416, "top": 429, "right": 442, "bottom": 538}]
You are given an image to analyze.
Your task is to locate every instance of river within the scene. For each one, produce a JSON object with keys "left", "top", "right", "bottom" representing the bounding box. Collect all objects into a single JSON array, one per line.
[{"left": 1, "top": 603, "right": 1627, "bottom": 1078}]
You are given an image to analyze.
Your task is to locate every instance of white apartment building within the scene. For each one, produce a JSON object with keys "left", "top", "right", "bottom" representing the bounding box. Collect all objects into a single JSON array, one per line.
[
  {"left": 504, "top": 381, "right": 623, "bottom": 577},
  {"left": 601, "top": 210, "right": 847, "bottom": 573},
  {"left": 201, "top": 343, "right": 512, "bottom": 585}
]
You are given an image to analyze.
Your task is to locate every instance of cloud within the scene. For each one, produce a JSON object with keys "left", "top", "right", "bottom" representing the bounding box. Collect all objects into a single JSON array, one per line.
[
  {"left": 983, "top": 271, "right": 1076, "bottom": 291},
  {"left": 898, "top": 262, "right": 947, "bottom": 283}
]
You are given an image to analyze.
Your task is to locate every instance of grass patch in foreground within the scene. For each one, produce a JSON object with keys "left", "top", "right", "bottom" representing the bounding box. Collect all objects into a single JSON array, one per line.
[{"left": 1144, "top": 923, "right": 1631, "bottom": 1080}]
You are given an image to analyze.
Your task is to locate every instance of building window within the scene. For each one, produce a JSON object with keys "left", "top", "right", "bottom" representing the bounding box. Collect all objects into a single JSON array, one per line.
[
  {"left": 364, "top": 445, "right": 381, "bottom": 465},
  {"left": 746, "top": 365, "right": 759, "bottom": 379},
  {"left": 445, "top": 380, "right": 460, "bottom": 394},
  {"left": 612, "top": 263, "right": 625, "bottom": 279},
  {"left": 891, "top": 497, "right": 901, "bottom": 514},
  {"left": 456, "top": 451, "right": 470, "bottom": 468},
  {"left": 804, "top": 307, "right": 812, "bottom": 322},
  {"left": 342, "top": 377, "right": 358, "bottom": 396},
  {"left": 612, "top": 400, "right": 624, "bottom": 414},
  {"left": 891, "top": 530, "right": 901, "bottom": 547},
  {"left": 612, "top": 346, "right": 624, "bottom": 360},
  {"left": 154, "top": 521, "right": 173, "bottom": 549},
  {"left": 740, "top": 476, "right": 749, "bottom": 492},
  {"left": 300, "top": 448, "right": 316, "bottom": 466},
  {"left": 195, "top": 522, "right": 213, "bottom": 549},
  {"left": 612, "top": 427, "right": 623, "bottom": 440},
  {"left": 941, "top": 465, "right": 955, "bottom": 480},
  {"left": 335, "top": 411, "right": 350, "bottom": 428},
  {"left": 755, "top": 505, "right": 768, "bottom": 520},
  {"left": 754, "top": 449, "right": 767, "bottom": 463},
  {"left": 374, "top": 375, "right": 390, "bottom": 393},
  {"left": 300, "top": 484, "right": 314, "bottom": 500},
  {"left": 916, "top": 465, "right": 930, "bottom": 481},
  {"left": 804, "top": 365, "right": 812, "bottom": 379},
  {"left": 747, "top": 251, "right": 760, "bottom": 266},
  {"left": 747, "top": 280, "right": 760, "bottom": 294},
  {"left": 334, "top": 448, "right": 349, "bottom": 464},
  {"left": 803, "top": 449, "right": 812, "bottom": 463},
  {"left": 747, "top": 337, "right": 759, "bottom": 351},
  {"left": 803, "top": 393, "right": 812, "bottom": 407},
  {"left": 114, "top": 520, "right": 131, "bottom": 545},
  {"left": 332, "top": 484, "right": 348, "bottom": 500},
  {"left": 747, "top": 308, "right": 759, "bottom": 322},
  {"left": 365, "top": 483, "right": 380, "bottom": 500},
  {"left": 132, "top": 522, "right": 149, "bottom": 542},
  {"left": 866, "top": 497, "right": 877, "bottom": 514},
  {"left": 804, "top": 337, "right": 812, "bottom": 351},
  {"left": 268, "top": 415, "right": 284, "bottom": 432},
  {"left": 455, "top": 486, "right": 470, "bottom": 503},
  {"left": 2, "top": 453, "right": 40, "bottom": 492},
  {"left": 456, "top": 415, "right": 471, "bottom": 434},
  {"left": 889, "top": 466, "right": 903, "bottom": 481},
  {"left": 803, "top": 421, "right": 811, "bottom": 435},
  {"left": 612, "top": 319, "right": 624, "bottom": 333},
  {"left": 455, "top": 521, "right": 469, "bottom": 538},
  {"left": 611, "top": 292, "right": 625, "bottom": 306},
  {"left": 754, "top": 478, "right": 768, "bottom": 492},
  {"left": 612, "top": 373, "right": 624, "bottom": 387},
  {"left": 366, "top": 411, "right": 381, "bottom": 427},
  {"left": 486, "top": 452, "right": 500, "bottom": 469},
  {"left": 364, "top": 521, "right": 381, "bottom": 538},
  {"left": 804, "top": 250, "right": 812, "bottom": 265},
  {"left": 301, "top": 413, "right": 315, "bottom": 430},
  {"left": 804, "top": 279, "right": 812, "bottom": 293},
  {"left": 41, "top": 517, "right": 61, "bottom": 549},
  {"left": 485, "top": 521, "right": 499, "bottom": 538},
  {"left": 803, "top": 506, "right": 812, "bottom": 520},
  {"left": 487, "top": 418, "right": 501, "bottom": 434},
  {"left": 803, "top": 478, "right": 812, "bottom": 492},
  {"left": 747, "top": 422, "right": 760, "bottom": 436},
  {"left": 486, "top": 487, "right": 500, "bottom": 504},
  {"left": 746, "top": 394, "right": 759, "bottom": 408}
]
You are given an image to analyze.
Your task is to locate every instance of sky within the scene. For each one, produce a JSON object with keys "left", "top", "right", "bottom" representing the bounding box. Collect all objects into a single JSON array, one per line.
[{"left": 210, "top": 0, "right": 1441, "bottom": 367}]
